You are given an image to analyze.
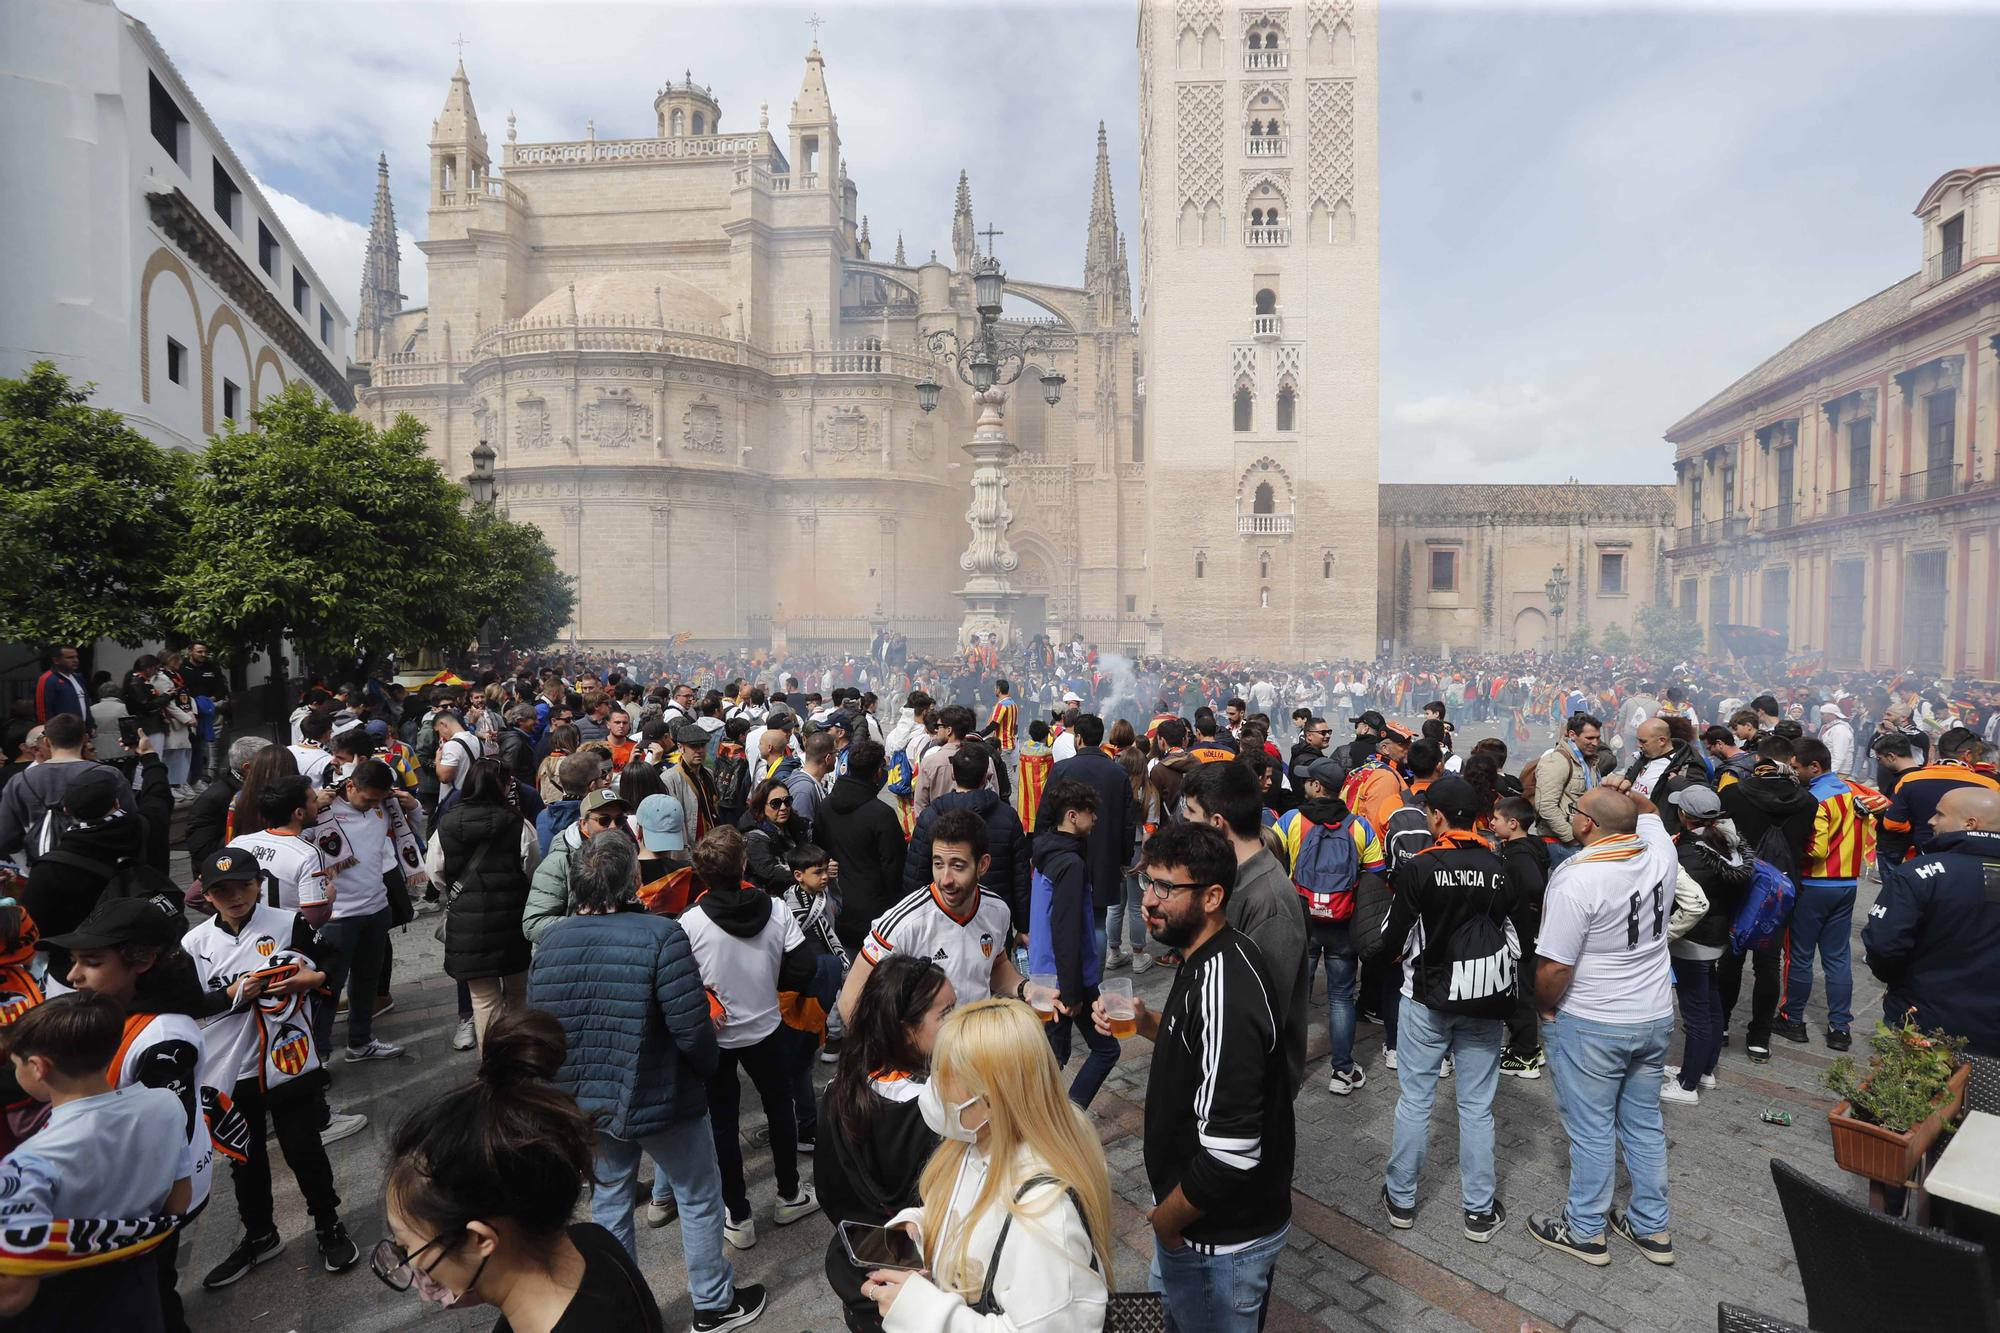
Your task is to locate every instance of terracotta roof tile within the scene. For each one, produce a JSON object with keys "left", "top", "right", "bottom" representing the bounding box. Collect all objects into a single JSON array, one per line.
[{"left": 1379, "top": 483, "right": 1674, "bottom": 524}]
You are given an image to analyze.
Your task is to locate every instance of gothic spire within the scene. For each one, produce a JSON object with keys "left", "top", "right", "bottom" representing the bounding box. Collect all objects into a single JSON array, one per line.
[
  {"left": 357, "top": 154, "right": 403, "bottom": 363},
  {"left": 432, "top": 57, "right": 487, "bottom": 156},
  {"left": 951, "top": 169, "right": 975, "bottom": 272},
  {"left": 894, "top": 231, "right": 906, "bottom": 266},
  {"left": 1084, "top": 123, "right": 1126, "bottom": 320}
]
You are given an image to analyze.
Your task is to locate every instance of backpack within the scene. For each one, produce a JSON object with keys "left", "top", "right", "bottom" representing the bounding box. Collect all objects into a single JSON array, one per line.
[
  {"left": 1292, "top": 815, "right": 1362, "bottom": 921},
  {"left": 1730, "top": 858, "right": 1796, "bottom": 954},
  {"left": 38, "top": 849, "right": 187, "bottom": 932}
]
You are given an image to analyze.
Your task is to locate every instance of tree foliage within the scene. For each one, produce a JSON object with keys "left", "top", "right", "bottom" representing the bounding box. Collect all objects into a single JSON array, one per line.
[
  {"left": 174, "top": 386, "right": 470, "bottom": 666},
  {"left": 463, "top": 503, "right": 576, "bottom": 651},
  {"left": 0, "top": 362, "right": 192, "bottom": 647},
  {"left": 1634, "top": 603, "right": 1705, "bottom": 662},
  {"left": 1598, "top": 622, "right": 1633, "bottom": 656}
]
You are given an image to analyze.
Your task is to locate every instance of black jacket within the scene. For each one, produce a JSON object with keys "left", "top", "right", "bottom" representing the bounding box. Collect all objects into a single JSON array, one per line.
[
  {"left": 1674, "top": 832, "right": 1754, "bottom": 951},
  {"left": 438, "top": 799, "right": 533, "bottom": 980},
  {"left": 1720, "top": 771, "right": 1816, "bottom": 878},
  {"left": 184, "top": 769, "right": 239, "bottom": 870},
  {"left": 903, "top": 788, "right": 1031, "bottom": 933},
  {"left": 496, "top": 726, "right": 539, "bottom": 790},
  {"left": 815, "top": 774, "right": 907, "bottom": 951},
  {"left": 1036, "top": 749, "right": 1136, "bottom": 916},
  {"left": 741, "top": 817, "right": 806, "bottom": 897},
  {"left": 1499, "top": 835, "right": 1551, "bottom": 948},
  {"left": 816, "top": 1079, "right": 937, "bottom": 1328},
  {"left": 1862, "top": 828, "right": 2000, "bottom": 1057},
  {"left": 1365, "top": 831, "right": 1529, "bottom": 1017}
]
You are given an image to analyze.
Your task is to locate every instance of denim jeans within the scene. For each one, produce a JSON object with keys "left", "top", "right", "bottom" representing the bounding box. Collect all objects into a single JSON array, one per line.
[
  {"left": 1670, "top": 956, "right": 1722, "bottom": 1089},
  {"left": 1543, "top": 1010, "right": 1673, "bottom": 1240},
  {"left": 1047, "top": 1002, "right": 1120, "bottom": 1108},
  {"left": 1304, "top": 920, "right": 1357, "bottom": 1074},
  {"left": 591, "top": 1117, "right": 733, "bottom": 1312},
  {"left": 1151, "top": 1223, "right": 1288, "bottom": 1333},
  {"left": 1546, "top": 842, "right": 1581, "bottom": 869},
  {"left": 1781, "top": 883, "right": 1855, "bottom": 1031},
  {"left": 1384, "top": 998, "right": 1503, "bottom": 1212},
  {"left": 1104, "top": 868, "right": 1149, "bottom": 955},
  {"left": 314, "top": 905, "right": 391, "bottom": 1053}
]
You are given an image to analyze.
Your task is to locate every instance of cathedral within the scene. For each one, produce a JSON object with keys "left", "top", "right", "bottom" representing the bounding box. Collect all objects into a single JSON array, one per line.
[{"left": 349, "top": 45, "right": 1146, "bottom": 651}]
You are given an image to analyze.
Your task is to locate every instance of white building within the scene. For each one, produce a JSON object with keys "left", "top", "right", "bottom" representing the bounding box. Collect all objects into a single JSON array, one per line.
[{"left": 0, "top": 0, "right": 353, "bottom": 452}]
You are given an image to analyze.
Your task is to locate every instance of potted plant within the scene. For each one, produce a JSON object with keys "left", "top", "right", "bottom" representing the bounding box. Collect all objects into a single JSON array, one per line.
[{"left": 1823, "top": 1012, "right": 1969, "bottom": 1187}]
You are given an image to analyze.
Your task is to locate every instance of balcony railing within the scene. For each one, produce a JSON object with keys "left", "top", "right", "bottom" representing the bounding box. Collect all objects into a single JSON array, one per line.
[
  {"left": 1905, "top": 466, "right": 1961, "bottom": 503},
  {"left": 1673, "top": 522, "right": 1708, "bottom": 548},
  {"left": 1252, "top": 313, "right": 1281, "bottom": 339},
  {"left": 1760, "top": 502, "right": 1797, "bottom": 531},
  {"left": 1924, "top": 244, "right": 1965, "bottom": 283},
  {"left": 1721, "top": 514, "right": 1750, "bottom": 541},
  {"left": 1238, "top": 513, "right": 1294, "bottom": 536},
  {"left": 1244, "top": 49, "right": 1288, "bottom": 70},
  {"left": 1246, "top": 225, "right": 1289, "bottom": 246},
  {"left": 1245, "top": 136, "right": 1287, "bottom": 157},
  {"left": 1827, "top": 483, "right": 1872, "bottom": 517}
]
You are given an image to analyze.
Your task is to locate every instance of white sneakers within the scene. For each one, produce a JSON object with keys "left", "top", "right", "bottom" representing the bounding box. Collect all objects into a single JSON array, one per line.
[
  {"left": 451, "top": 1018, "right": 476, "bottom": 1051},
  {"left": 1660, "top": 1081, "right": 1700, "bottom": 1105},
  {"left": 1327, "top": 1066, "right": 1367, "bottom": 1096},
  {"left": 345, "top": 1039, "right": 404, "bottom": 1062},
  {"left": 774, "top": 1185, "right": 820, "bottom": 1226},
  {"left": 1664, "top": 1066, "right": 1717, "bottom": 1090},
  {"left": 319, "top": 1111, "right": 368, "bottom": 1146},
  {"left": 1131, "top": 951, "right": 1154, "bottom": 975},
  {"left": 724, "top": 1211, "right": 756, "bottom": 1250}
]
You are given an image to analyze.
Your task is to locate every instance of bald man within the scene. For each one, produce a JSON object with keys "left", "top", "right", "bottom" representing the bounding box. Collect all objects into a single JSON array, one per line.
[
  {"left": 1862, "top": 787, "right": 2000, "bottom": 1057},
  {"left": 1623, "top": 719, "right": 1706, "bottom": 836}
]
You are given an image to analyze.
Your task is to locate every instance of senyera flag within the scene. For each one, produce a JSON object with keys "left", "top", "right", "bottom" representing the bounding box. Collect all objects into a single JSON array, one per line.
[
  {"left": 421, "top": 670, "right": 471, "bottom": 688},
  {"left": 0, "top": 1214, "right": 185, "bottom": 1275}
]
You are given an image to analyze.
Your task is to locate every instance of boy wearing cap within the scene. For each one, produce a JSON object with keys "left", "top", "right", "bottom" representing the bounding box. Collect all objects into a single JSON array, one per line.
[{"left": 182, "top": 847, "right": 359, "bottom": 1286}]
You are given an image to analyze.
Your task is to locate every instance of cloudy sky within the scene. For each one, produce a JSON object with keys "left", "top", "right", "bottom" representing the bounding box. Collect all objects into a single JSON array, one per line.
[{"left": 126, "top": 0, "right": 2000, "bottom": 484}]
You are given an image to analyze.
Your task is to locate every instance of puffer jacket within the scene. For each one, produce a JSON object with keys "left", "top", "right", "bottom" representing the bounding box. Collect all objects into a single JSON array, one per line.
[
  {"left": 816, "top": 772, "right": 908, "bottom": 949},
  {"left": 1671, "top": 830, "right": 1754, "bottom": 954},
  {"left": 528, "top": 909, "right": 718, "bottom": 1136},
  {"left": 439, "top": 799, "right": 535, "bottom": 979},
  {"left": 522, "top": 822, "right": 586, "bottom": 946},
  {"left": 902, "top": 787, "right": 1032, "bottom": 932}
]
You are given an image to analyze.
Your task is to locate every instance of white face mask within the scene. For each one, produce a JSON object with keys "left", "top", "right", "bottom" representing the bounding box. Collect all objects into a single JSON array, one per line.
[{"left": 917, "top": 1078, "right": 984, "bottom": 1143}]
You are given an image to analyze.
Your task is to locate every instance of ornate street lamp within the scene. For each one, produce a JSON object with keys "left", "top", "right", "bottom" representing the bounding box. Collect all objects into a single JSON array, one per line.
[
  {"left": 466, "top": 439, "right": 497, "bottom": 505},
  {"left": 1544, "top": 562, "right": 1570, "bottom": 655},
  {"left": 916, "top": 247, "right": 1067, "bottom": 651}
]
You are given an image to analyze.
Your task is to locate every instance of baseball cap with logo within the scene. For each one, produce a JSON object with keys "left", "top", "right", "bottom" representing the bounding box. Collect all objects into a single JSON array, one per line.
[
  {"left": 635, "top": 794, "right": 687, "bottom": 852},
  {"left": 41, "top": 896, "right": 182, "bottom": 952},
  {"left": 580, "top": 787, "right": 629, "bottom": 817},
  {"left": 1355, "top": 710, "right": 1388, "bottom": 732},
  {"left": 200, "top": 846, "right": 262, "bottom": 886}
]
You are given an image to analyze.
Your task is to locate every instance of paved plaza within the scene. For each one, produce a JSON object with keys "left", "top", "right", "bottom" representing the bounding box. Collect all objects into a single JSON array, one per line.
[{"left": 182, "top": 742, "right": 1877, "bottom": 1333}]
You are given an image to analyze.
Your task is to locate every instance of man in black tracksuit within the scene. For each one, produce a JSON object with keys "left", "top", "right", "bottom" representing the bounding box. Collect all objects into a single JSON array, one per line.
[
  {"left": 1099, "top": 821, "right": 1292, "bottom": 1333},
  {"left": 1717, "top": 744, "right": 1816, "bottom": 1062},
  {"left": 1862, "top": 790, "right": 2000, "bottom": 1056}
]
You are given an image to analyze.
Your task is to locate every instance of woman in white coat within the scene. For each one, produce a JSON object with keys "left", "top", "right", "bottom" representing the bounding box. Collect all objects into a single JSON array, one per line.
[{"left": 864, "top": 998, "right": 1113, "bottom": 1333}]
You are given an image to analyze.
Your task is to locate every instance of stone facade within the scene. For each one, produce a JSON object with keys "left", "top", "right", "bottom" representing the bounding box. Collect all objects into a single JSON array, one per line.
[
  {"left": 350, "top": 51, "right": 1145, "bottom": 652},
  {"left": 1665, "top": 162, "right": 2000, "bottom": 678},
  {"left": 1379, "top": 484, "right": 1674, "bottom": 657},
  {"left": 1134, "top": 0, "right": 1381, "bottom": 658}
]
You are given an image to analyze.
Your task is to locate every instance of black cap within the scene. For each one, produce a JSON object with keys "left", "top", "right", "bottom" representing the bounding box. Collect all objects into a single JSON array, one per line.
[
  {"left": 1422, "top": 775, "right": 1481, "bottom": 824},
  {"left": 42, "top": 896, "right": 182, "bottom": 952},
  {"left": 1355, "top": 710, "right": 1387, "bottom": 732},
  {"left": 1292, "top": 756, "right": 1346, "bottom": 791},
  {"left": 200, "top": 846, "right": 263, "bottom": 886},
  {"left": 63, "top": 765, "right": 124, "bottom": 821},
  {"left": 825, "top": 710, "right": 854, "bottom": 732}
]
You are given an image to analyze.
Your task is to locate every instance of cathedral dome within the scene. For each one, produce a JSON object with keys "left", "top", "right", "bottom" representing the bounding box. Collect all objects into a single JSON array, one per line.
[{"left": 523, "top": 272, "right": 730, "bottom": 330}]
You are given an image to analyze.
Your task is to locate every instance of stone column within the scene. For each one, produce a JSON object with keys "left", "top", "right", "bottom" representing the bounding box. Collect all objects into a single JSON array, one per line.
[{"left": 956, "top": 386, "right": 1022, "bottom": 649}]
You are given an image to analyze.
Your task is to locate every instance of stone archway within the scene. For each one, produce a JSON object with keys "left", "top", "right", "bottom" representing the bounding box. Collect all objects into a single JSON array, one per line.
[{"left": 1513, "top": 606, "right": 1549, "bottom": 653}]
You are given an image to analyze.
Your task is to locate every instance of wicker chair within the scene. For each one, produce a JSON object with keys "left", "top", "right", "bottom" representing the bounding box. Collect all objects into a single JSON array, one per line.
[
  {"left": 1718, "top": 1303, "right": 1809, "bottom": 1333},
  {"left": 1967, "top": 1053, "right": 2000, "bottom": 1117},
  {"left": 1770, "top": 1158, "right": 2000, "bottom": 1333}
]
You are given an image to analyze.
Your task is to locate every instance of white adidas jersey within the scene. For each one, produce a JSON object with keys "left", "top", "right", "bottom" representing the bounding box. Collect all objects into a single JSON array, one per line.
[{"left": 861, "top": 885, "right": 1012, "bottom": 1008}]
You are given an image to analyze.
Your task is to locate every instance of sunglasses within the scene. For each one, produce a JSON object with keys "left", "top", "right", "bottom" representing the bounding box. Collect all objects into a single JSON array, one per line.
[{"left": 767, "top": 796, "right": 791, "bottom": 809}]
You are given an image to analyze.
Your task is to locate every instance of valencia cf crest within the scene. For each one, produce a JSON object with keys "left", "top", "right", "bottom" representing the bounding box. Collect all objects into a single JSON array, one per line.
[
  {"left": 269, "top": 1023, "right": 311, "bottom": 1077},
  {"left": 979, "top": 932, "right": 994, "bottom": 959},
  {"left": 0, "top": 990, "right": 34, "bottom": 1023},
  {"left": 317, "top": 830, "right": 343, "bottom": 856},
  {"left": 213, "top": 855, "right": 235, "bottom": 873},
  {"left": 254, "top": 935, "right": 277, "bottom": 958}
]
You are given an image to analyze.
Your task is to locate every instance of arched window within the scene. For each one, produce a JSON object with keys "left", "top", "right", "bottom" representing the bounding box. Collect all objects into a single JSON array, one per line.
[
  {"left": 1255, "top": 289, "right": 1277, "bottom": 315},
  {"left": 1259, "top": 551, "right": 1270, "bottom": 579},
  {"left": 1247, "top": 31, "right": 1263, "bottom": 49},
  {"left": 1253, "top": 482, "right": 1275, "bottom": 514},
  {"left": 671, "top": 109, "right": 685, "bottom": 135},
  {"left": 692, "top": 112, "right": 705, "bottom": 135},
  {"left": 1276, "top": 386, "right": 1296, "bottom": 432},
  {"left": 1233, "top": 386, "right": 1253, "bottom": 431},
  {"left": 1322, "top": 552, "right": 1334, "bottom": 579},
  {"left": 1195, "top": 552, "right": 1206, "bottom": 579}
]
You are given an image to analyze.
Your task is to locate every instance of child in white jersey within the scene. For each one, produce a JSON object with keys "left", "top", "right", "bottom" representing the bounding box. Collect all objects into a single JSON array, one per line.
[{"left": 181, "top": 846, "right": 360, "bottom": 1289}]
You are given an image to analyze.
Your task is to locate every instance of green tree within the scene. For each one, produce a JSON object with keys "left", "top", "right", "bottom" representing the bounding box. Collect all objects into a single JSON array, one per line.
[
  {"left": 1634, "top": 603, "right": 1705, "bottom": 662},
  {"left": 1599, "top": 622, "right": 1633, "bottom": 656},
  {"left": 174, "top": 385, "right": 472, "bottom": 672},
  {"left": 0, "top": 362, "right": 191, "bottom": 647},
  {"left": 463, "top": 503, "right": 575, "bottom": 651}
]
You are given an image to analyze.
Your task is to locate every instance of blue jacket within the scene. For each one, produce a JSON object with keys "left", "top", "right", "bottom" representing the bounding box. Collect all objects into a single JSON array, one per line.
[
  {"left": 536, "top": 798, "right": 582, "bottom": 856},
  {"left": 1862, "top": 828, "right": 2000, "bottom": 1058},
  {"left": 1029, "top": 829, "right": 1101, "bottom": 1008},
  {"left": 528, "top": 910, "right": 719, "bottom": 1137}
]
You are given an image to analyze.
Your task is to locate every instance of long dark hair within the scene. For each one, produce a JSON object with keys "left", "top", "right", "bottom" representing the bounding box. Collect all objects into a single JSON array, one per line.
[
  {"left": 386, "top": 1009, "right": 597, "bottom": 1244},
  {"left": 746, "top": 777, "right": 790, "bottom": 828},
  {"left": 458, "top": 757, "right": 517, "bottom": 812},
  {"left": 828, "top": 953, "right": 950, "bottom": 1136},
  {"left": 1460, "top": 751, "right": 1504, "bottom": 824},
  {"left": 231, "top": 744, "right": 303, "bottom": 838},
  {"left": 618, "top": 761, "right": 666, "bottom": 810},
  {"left": 127, "top": 939, "right": 203, "bottom": 1013}
]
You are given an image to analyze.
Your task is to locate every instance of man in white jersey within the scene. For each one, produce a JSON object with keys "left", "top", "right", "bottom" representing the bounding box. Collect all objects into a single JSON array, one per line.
[
  {"left": 836, "top": 805, "right": 1021, "bottom": 1024},
  {"left": 1527, "top": 779, "right": 1679, "bottom": 1269},
  {"left": 229, "top": 774, "right": 334, "bottom": 925},
  {"left": 287, "top": 709, "right": 335, "bottom": 787}
]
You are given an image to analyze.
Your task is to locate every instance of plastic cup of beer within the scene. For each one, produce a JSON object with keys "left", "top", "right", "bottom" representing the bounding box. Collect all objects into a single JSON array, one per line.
[
  {"left": 1027, "top": 973, "right": 1060, "bottom": 1022},
  {"left": 1102, "top": 977, "right": 1138, "bottom": 1038}
]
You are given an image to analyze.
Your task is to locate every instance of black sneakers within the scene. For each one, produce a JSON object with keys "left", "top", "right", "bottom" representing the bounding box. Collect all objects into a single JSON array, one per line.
[
  {"left": 202, "top": 1230, "right": 283, "bottom": 1289},
  {"left": 1609, "top": 1208, "right": 1676, "bottom": 1265},
  {"left": 692, "top": 1281, "right": 768, "bottom": 1331},
  {"left": 1772, "top": 1018, "right": 1810, "bottom": 1044},
  {"left": 1826, "top": 1028, "right": 1852, "bottom": 1052},
  {"left": 317, "top": 1221, "right": 360, "bottom": 1273},
  {"left": 1527, "top": 1213, "right": 1610, "bottom": 1266},
  {"left": 1381, "top": 1185, "right": 1415, "bottom": 1230},
  {"left": 1464, "top": 1199, "right": 1507, "bottom": 1243}
]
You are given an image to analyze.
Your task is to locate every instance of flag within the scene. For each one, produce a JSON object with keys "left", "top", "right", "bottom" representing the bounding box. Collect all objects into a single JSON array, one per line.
[
  {"left": 422, "top": 670, "right": 470, "bottom": 688},
  {"left": 1017, "top": 745, "right": 1053, "bottom": 832}
]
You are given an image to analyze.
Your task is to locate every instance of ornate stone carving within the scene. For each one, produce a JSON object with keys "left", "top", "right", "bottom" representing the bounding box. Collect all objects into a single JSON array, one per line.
[
  {"left": 1306, "top": 79, "right": 1355, "bottom": 213},
  {"left": 1230, "top": 344, "right": 1258, "bottom": 387},
  {"left": 907, "top": 423, "right": 934, "bottom": 463},
  {"left": 817, "top": 405, "right": 873, "bottom": 455},
  {"left": 682, "top": 395, "right": 725, "bottom": 453},
  {"left": 1275, "top": 343, "right": 1303, "bottom": 385},
  {"left": 1306, "top": 0, "right": 1355, "bottom": 36},
  {"left": 515, "top": 395, "right": 551, "bottom": 450},
  {"left": 1176, "top": 82, "right": 1224, "bottom": 213},
  {"left": 582, "top": 387, "right": 651, "bottom": 448},
  {"left": 1176, "top": 0, "right": 1221, "bottom": 35}
]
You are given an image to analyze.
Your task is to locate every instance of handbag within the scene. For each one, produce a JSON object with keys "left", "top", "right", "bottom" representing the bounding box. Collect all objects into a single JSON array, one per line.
[
  {"left": 431, "top": 837, "right": 499, "bottom": 943},
  {"left": 968, "top": 1176, "right": 1165, "bottom": 1331}
]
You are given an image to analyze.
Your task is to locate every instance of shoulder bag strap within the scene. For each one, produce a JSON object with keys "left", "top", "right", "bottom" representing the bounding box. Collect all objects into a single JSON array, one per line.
[{"left": 972, "top": 1175, "right": 1100, "bottom": 1313}]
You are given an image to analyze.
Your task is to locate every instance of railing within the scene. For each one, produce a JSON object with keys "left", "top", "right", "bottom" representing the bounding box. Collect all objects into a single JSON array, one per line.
[
  {"left": 1673, "top": 522, "right": 1708, "bottom": 548},
  {"left": 1244, "top": 49, "right": 1288, "bottom": 70},
  {"left": 1721, "top": 514, "right": 1750, "bottom": 540},
  {"left": 797, "top": 171, "right": 820, "bottom": 189},
  {"left": 1827, "top": 483, "right": 1872, "bottom": 517},
  {"left": 1246, "top": 225, "right": 1289, "bottom": 246},
  {"left": 1924, "top": 243, "right": 1965, "bottom": 284},
  {"left": 1245, "top": 136, "right": 1287, "bottom": 157},
  {"left": 508, "top": 133, "right": 765, "bottom": 167},
  {"left": 1760, "top": 501, "right": 1796, "bottom": 531},
  {"left": 1252, "top": 313, "right": 1281, "bottom": 339},
  {"left": 1905, "top": 466, "right": 1960, "bottom": 502},
  {"left": 1238, "top": 513, "right": 1294, "bottom": 536}
]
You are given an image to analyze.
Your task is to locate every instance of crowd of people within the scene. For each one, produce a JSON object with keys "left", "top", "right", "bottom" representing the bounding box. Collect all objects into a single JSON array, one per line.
[{"left": 0, "top": 636, "right": 1997, "bottom": 1332}]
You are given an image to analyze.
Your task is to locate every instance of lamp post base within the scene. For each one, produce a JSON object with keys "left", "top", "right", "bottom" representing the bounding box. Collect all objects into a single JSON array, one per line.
[{"left": 957, "top": 588, "right": 1021, "bottom": 653}]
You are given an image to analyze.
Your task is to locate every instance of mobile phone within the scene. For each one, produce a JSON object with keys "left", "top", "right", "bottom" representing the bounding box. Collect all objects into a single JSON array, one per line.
[
  {"left": 837, "top": 1220, "right": 924, "bottom": 1272},
  {"left": 118, "top": 716, "right": 140, "bottom": 748}
]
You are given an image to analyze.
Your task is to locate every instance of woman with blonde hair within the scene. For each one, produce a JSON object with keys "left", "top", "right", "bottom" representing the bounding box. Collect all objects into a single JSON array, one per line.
[{"left": 865, "top": 997, "right": 1112, "bottom": 1332}]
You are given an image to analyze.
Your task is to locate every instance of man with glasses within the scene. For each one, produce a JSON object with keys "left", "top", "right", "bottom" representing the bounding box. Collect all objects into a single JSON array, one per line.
[
  {"left": 523, "top": 785, "right": 630, "bottom": 946},
  {"left": 1093, "top": 821, "right": 1293, "bottom": 1333}
]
